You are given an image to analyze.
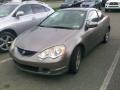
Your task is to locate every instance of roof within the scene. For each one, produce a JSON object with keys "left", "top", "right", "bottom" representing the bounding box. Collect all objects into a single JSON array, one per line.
[
  {"left": 60, "top": 8, "right": 97, "bottom": 12},
  {"left": 3, "top": 0, "right": 45, "bottom": 5}
]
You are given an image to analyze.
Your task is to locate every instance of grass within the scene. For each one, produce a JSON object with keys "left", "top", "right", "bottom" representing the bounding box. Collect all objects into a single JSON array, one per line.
[{"left": 53, "top": 7, "right": 59, "bottom": 11}]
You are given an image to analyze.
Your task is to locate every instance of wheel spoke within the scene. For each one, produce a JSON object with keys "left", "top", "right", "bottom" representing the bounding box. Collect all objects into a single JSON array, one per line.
[
  {"left": 5, "top": 36, "right": 11, "bottom": 41},
  {"left": 0, "top": 38, "right": 5, "bottom": 42},
  {"left": 76, "top": 51, "right": 81, "bottom": 70},
  {"left": 5, "top": 43, "right": 9, "bottom": 50},
  {"left": 0, "top": 43, "right": 5, "bottom": 47},
  {"left": 106, "top": 32, "right": 109, "bottom": 41},
  {"left": 0, "top": 44, "right": 8, "bottom": 50}
]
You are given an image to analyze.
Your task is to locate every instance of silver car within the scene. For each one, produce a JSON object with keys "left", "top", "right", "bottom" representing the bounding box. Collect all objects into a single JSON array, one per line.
[
  {"left": 9, "top": 8, "right": 110, "bottom": 75},
  {"left": 0, "top": 1, "right": 54, "bottom": 52}
]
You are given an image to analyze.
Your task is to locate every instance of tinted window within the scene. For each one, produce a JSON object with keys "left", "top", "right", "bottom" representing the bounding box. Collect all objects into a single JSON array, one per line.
[
  {"left": 88, "top": 10, "right": 99, "bottom": 22},
  {"left": 32, "top": 4, "right": 49, "bottom": 13},
  {"left": 17, "top": 5, "right": 32, "bottom": 15},
  {"left": 40, "top": 10, "right": 86, "bottom": 29},
  {"left": 44, "top": 7, "right": 50, "bottom": 12},
  {"left": 97, "top": 10, "right": 103, "bottom": 20},
  {"left": 0, "top": 4, "right": 17, "bottom": 17}
]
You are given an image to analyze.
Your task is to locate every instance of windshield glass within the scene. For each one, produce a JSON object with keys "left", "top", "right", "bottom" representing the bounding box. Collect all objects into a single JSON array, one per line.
[
  {"left": 40, "top": 10, "right": 86, "bottom": 29},
  {"left": 0, "top": 4, "right": 17, "bottom": 17}
]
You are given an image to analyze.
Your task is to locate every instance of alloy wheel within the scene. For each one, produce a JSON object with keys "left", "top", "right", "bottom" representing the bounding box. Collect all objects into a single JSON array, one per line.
[{"left": 0, "top": 34, "right": 14, "bottom": 51}]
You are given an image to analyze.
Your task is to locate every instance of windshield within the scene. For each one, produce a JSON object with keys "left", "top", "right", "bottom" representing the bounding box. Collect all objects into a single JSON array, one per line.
[
  {"left": 40, "top": 10, "right": 86, "bottom": 30},
  {"left": 0, "top": 4, "right": 17, "bottom": 17}
]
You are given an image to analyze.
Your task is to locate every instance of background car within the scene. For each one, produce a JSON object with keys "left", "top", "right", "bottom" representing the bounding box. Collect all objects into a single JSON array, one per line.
[
  {"left": 60, "top": 0, "right": 84, "bottom": 9},
  {"left": 0, "top": 1, "right": 54, "bottom": 52},
  {"left": 60, "top": 0, "right": 102, "bottom": 9},
  {"left": 102, "top": 0, "right": 108, "bottom": 7},
  {"left": 105, "top": 0, "right": 120, "bottom": 12},
  {"left": 81, "top": 0, "right": 102, "bottom": 9},
  {"left": 9, "top": 8, "right": 110, "bottom": 75}
]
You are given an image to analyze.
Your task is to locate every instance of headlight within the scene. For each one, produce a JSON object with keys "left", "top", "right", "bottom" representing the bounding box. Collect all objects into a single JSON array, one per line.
[
  {"left": 10, "top": 39, "right": 16, "bottom": 50},
  {"left": 38, "top": 45, "right": 65, "bottom": 59}
]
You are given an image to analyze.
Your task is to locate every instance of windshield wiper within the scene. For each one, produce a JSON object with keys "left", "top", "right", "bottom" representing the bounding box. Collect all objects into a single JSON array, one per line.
[
  {"left": 48, "top": 26, "right": 74, "bottom": 29},
  {"left": 39, "top": 25, "right": 75, "bottom": 29}
]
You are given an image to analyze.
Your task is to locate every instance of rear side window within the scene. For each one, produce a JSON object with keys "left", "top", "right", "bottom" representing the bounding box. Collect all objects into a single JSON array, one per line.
[{"left": 31, "top": 4, "right": 50, "bottom": 13}]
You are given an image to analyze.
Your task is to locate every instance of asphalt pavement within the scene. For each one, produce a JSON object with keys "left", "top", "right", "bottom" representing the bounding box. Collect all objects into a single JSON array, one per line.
[{"left": 0, "top": 9, "right": 120, "bottom": 90}]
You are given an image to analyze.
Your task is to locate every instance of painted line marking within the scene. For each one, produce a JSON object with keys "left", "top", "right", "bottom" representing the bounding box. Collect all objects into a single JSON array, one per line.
[
  {"left": 0, "top": 58, "right": 12, "bottom": 64},
  {"left": 100, "top": 48, "right": 120, "bottom": 90}
]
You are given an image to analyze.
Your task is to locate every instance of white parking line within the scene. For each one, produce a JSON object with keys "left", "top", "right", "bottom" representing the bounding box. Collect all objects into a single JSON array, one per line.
[
  {"left": 0, "top": 58, "right": 12, "bottom": 64},
  {"left": 100, "top": 48, "right": 120, "bottom": 90}
]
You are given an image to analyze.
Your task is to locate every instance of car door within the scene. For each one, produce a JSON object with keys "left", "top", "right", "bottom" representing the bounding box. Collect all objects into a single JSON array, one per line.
[
  {"left": 12, "top": 4, "right": 34, "bottom": 34},
  {"left": 83, "top": 10, "right": 100, "bottom": 52},
  {"left": 31, "top": 4, "right": 51, "bottom": 25},
  {"left": 96, "top": 10, "right": 108, "bottom": 42}
]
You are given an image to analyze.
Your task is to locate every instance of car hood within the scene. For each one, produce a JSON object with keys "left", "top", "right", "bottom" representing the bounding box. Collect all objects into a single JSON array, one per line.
[
  {"left": 16, "top": 27, "right": 78, "bottom": 52},
  {"left": 107, "top": 0, "right": 120, "bottom": 3}
]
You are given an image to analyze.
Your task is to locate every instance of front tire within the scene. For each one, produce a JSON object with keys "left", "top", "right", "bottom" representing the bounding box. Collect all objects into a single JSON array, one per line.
[
  {"left": 103, "top": 31, "right": 110, "bottom": 43},
  {"left": 105, "top": 9, "right": 108, "bottom": 12},
  {"left": 0, "top": 32, "right": 16, "bottom": 52},
  {"left": 69, "top": 46, "right": 82, "bottom": 74}
]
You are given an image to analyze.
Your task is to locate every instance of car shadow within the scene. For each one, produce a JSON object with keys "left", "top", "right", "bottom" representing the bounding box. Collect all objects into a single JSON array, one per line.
[{"left": 106, "top": 9, "right": 120, "bottom": 13}]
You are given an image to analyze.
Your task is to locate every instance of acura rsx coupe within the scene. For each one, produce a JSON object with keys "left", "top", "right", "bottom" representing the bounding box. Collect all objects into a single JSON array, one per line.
[{"left": 9, "top": 8, "right": 110, "bottom": 75}]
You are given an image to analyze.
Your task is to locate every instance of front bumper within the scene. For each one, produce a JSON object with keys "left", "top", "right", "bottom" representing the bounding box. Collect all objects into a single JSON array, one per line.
[
  {"left": 9, "top": 47, "right": 68, "bottom": 75},
  {"left": 105, "top": 4, "right": 120, "bottom": 9}
]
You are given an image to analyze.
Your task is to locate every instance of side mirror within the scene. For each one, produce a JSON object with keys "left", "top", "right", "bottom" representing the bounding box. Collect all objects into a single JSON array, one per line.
[
  {"left": 86, "top": 21, "right": 98, "bottom": 30},
  {"left": 16, "top": 11, "right": 24, "bottom": 18}
]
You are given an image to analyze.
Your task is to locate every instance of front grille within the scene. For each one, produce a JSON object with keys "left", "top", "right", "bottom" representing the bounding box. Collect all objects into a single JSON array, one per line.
[
  {"left": 82, "top": 5, "right": 89, "bottom": 8},
  {"left": 14, "top": 60, "right": 39, "bottom": 72},
  {"left": 17, "top": 47, "right": 36, "bottom": 56},
  {"left": 109, "top": 2, "right": 118, "bottom": 5},
  {"left": 108, "top": 6, "right": 118, "bottom": 7}
]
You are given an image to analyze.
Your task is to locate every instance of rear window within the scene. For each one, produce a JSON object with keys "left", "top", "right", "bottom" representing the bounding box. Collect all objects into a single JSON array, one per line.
[{"left": 31, "top": 4, "right": 50, "bottom": 13}]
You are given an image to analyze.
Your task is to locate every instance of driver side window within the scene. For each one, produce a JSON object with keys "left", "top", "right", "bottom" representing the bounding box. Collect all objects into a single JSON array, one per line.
[
  {"left": 88, "top": 11, "right": 99, "bottom": 22},
  {"left": 15, "top": 5, "right": 32, "bottom": 16}
]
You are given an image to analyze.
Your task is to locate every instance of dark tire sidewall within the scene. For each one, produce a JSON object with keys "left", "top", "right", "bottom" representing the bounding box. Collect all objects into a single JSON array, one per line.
[
  {"left": 0, "top": 32, "right": 16, "bottom": 52},
  {"left": 69, "top": 46, "right": 82, "bottom": 74}
]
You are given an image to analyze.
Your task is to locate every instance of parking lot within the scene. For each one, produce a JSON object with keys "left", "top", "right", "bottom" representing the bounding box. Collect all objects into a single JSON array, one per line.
[{"left": 0, "top": 10, "right": 119, "bottom": 90}]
